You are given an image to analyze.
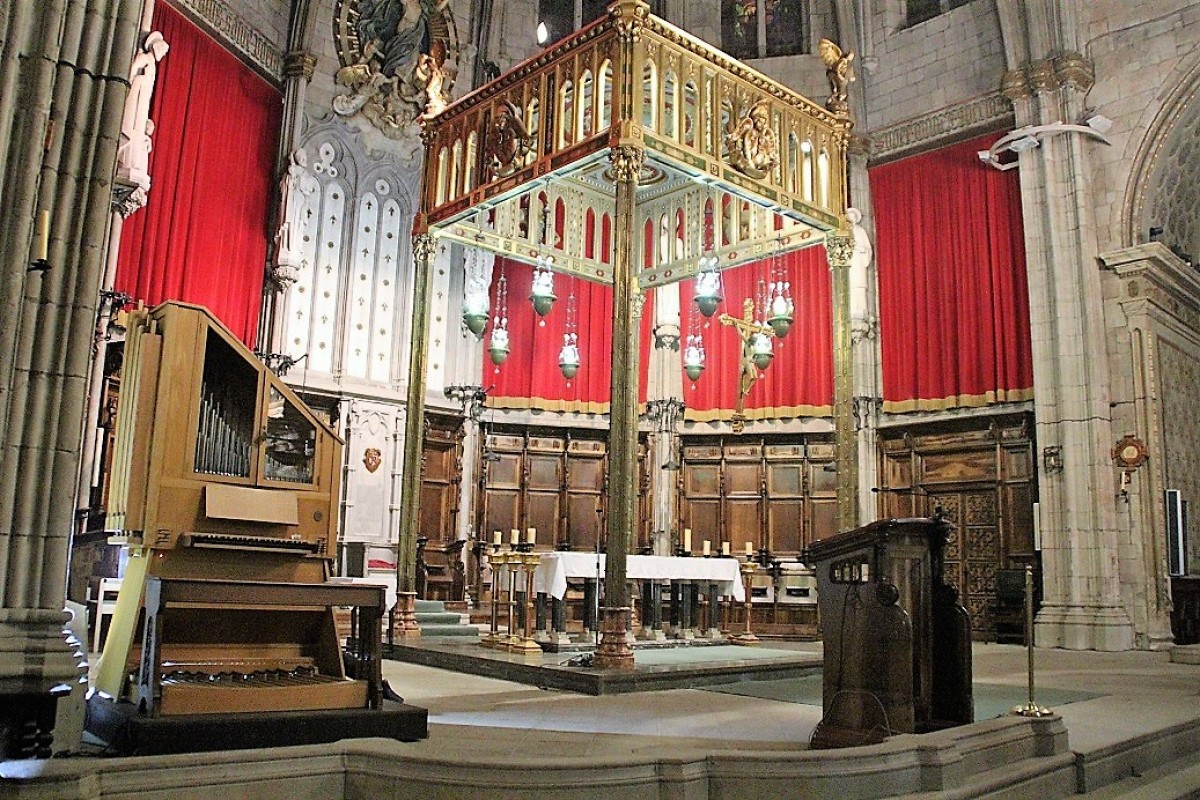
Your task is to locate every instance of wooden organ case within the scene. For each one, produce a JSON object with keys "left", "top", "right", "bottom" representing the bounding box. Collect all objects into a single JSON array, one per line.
[{"left": 89, "top": 303, "right": 425, "bottom": 752}]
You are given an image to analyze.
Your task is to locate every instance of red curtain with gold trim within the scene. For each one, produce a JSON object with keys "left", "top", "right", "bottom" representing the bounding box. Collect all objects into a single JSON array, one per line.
[
  {"left": 679, "top": 248, "right": 833, "bottom": 421},
  {"left": 114, "top": 3, "right": 281, "bottom": 346},
  {"left": 486, "top": 257, "right": 654, "bottom": 411},
  {"left": 870, "top": 134, "right": 1033, "bottom": 413}
]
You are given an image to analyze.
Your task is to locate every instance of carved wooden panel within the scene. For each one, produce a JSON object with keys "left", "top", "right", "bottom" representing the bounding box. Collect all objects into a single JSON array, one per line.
[
  {"left": 419, "top": 417, "right": 461, "bottom": 542},
  {"left": 879, "top": 414, "right": 1035, "bottom": 639},
  {"left": 477, "top": 427, "right": 637, "bottom": 551},
  {"left": 679, "top": 435, "right": 836, "bottom": 557}
]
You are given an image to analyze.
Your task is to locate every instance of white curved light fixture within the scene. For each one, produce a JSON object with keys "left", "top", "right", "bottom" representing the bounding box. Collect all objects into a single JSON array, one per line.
[{"left": 977, "top": 117, "right": 1112, "bottom": 171}]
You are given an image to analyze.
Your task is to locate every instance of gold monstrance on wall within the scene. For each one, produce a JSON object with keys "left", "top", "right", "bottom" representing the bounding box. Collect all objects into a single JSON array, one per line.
[{"left": 398, "top": 0, "right": 855, "bottom": 669}]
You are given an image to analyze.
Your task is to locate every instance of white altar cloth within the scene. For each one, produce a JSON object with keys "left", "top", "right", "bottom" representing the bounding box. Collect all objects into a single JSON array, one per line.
[{"left": 532, "top": 553, "right": 744, "bottom": 601}]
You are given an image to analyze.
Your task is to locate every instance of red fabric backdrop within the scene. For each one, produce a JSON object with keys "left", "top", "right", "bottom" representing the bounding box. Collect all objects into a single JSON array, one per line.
[
  {"left": 679, "top": 248, "right": 833, "bottom": 421},
  {"left": 870, "top": 134, "right": 1033, "bottom": 412},
  {"left": 114, "top": 3, "right": 282, "bottom": 346},
  {"left": 486, "top": 257, "right": 654, "bottom": 412}
]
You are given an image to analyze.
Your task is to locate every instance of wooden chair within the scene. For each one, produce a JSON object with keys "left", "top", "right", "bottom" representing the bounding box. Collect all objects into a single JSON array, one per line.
[{"left": 416, "top": 537, "right": 466, "bottom": 601}]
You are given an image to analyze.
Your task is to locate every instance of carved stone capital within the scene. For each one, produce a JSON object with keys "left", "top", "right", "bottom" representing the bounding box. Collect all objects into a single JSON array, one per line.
[
  {"left": 1054, "top": 52, "right": 1094, "bottom": 92},
  {"left": 1001, "top": 69, "right": 1031, "bottom": 102},
  {"left": 1027, "top": 58, "right": 1058, "bottom": 93},
  {"left": 112, "top": 182, "right": 149, "bottom": 218},
  {"left": 283, "top": 51, "right": 318, "bottom": 81},
  {"left": 1002, "top": 52, "right": 1094, "bottom": 102},
  {"left": 630, "top": 290, "right": 647, "bottom": 320},
  {"left": 850, "top": 315, "right": 878, "bottom": 344},
  {"left": 273, "top": 261, "right": 300, "bottom": 289},
  {"left": 609, "top": 145, "right": 646, "bottom": 184},
  {"left": 412, "top": 233, "right": 437, "bottom": 263},
  {"left": 825, "top": 234, "right": 854, "bottom": 267},
  {"left": 610, "top": 0, "right": 650, "bottom": 42}
]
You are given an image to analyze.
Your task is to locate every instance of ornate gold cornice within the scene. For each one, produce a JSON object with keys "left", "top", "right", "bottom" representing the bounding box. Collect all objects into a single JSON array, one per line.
[{"left": 610, "top": 0, "right": 650, "bottom": 42}]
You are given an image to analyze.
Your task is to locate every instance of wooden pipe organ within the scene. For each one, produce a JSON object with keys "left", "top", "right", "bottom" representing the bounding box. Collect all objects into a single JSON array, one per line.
[{"left": 94, "top": 302, "right": 381, "bottom": 720}]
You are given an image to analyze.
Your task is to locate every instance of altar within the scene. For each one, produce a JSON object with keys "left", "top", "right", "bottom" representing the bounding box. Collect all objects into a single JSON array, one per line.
[{"left": 533, "top": 553, "right": 745, "bottom": 602}]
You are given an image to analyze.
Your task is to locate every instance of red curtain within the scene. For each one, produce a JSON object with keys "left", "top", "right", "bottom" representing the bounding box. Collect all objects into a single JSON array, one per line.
[
  {"left": 870, "top": 134, "right": 1033, "bottom": 412},
  {"left": 114, "top": 3, "right": 282, "bottom": 346},
  {"left": 679, "top": 248, "right": 832, "bottom": 421},
  {"left": 486, "top": 258, "right": 654, "bottom": 412}
]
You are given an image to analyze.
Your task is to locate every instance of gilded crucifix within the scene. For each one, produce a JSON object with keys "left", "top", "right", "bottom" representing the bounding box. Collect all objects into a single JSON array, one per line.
[{"left": 718, "top": 297, "right": 775, "bottom": 432}]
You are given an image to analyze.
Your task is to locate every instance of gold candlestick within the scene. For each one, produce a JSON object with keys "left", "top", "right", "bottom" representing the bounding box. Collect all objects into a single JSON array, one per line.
[
  {"left": 512, "top": 550, "right": 543, "bottom": 656},
  {"left": 506, "top": 548, "right": 520, "bottom": 648},
  {"left": 482, "top": 547, "right": 503, "bottom": 647},
  {"left": 730, "top": 559, "right": 759, "bottom": 645}
]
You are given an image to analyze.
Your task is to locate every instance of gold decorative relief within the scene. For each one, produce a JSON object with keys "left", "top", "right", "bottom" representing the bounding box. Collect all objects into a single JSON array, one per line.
[
  {"left": 485, "top": 100, "right": 534, "bottom": 178},
  {"left": 724, "top": 99, "right": 778, "bottom": 179}
]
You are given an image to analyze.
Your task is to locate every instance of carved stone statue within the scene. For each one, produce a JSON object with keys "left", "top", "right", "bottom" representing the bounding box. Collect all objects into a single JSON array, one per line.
[
  {"left": 847, "top": 207, "right": 872, "bottom": 271},
  {"left": 818, "top": 39, "right": 855, "bottom": 115},
  {"left": 416, "top": 39, "right": 452, "bottom": 119},
  {"left": 847, "top": 206, "right": 874, "bottom": 322},
  {"left": 332, "top": 0, "right": 456, "bottom": 137},
  {"left": 117, "top": 31, "right": 169, "bottom": 191},
  {"left": 486, "top": 100, "right": 533, "bottom": 178},
  {"left": 725, "top": 100, "right": 778, "bottom": 179},
  {"left": 275, "top": 149, "right": 320, "bottom": 284}
]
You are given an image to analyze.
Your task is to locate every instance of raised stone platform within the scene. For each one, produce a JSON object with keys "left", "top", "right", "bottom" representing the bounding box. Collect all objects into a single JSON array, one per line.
[
  {"left": 384, "top": 637, "right": 821, "bottom": 694},
  {"left": 84, "top": 695, "right": 428, "bottom": 756}
]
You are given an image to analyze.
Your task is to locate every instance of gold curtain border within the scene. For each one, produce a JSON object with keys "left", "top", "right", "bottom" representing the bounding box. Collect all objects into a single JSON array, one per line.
[{"left": 881, "top": 387, "right": 1034, "bottom": 415}]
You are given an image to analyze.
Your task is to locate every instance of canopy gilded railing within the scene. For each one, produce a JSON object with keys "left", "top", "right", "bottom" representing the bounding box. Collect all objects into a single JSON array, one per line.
[{"left": 418, "top": 0, "right": 850, "bottom": 285}]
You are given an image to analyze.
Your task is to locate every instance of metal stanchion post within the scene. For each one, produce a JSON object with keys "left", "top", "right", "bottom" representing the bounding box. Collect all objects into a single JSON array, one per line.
[{"left": 1012, "top": 564, "right": 1052, "bottom": 717}]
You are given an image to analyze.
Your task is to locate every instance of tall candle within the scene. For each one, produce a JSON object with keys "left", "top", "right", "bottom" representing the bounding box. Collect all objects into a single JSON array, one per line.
[
  {"left": 722, "top": 542, "right": 730, "bottom": 556},
  {"left": 702, "top": 540, "right": 711, "bottom": 556},
  {"left": 36, "top": 209, "right": 49, "bottom": 261},
  {"left": 683, "top": 528, "right": 692, "bottom": 552},
  {"left": 526, "top": 527, "right": 536, "bottom": 545},
  {"left": 510, "top": 528, "right": 519, "bottom": 545},
  {"left": 493, "top": 530, "right": 502, "bottom": 546},
  {"left": 745, "top": 541, "right": 753, "bottom": 556}
]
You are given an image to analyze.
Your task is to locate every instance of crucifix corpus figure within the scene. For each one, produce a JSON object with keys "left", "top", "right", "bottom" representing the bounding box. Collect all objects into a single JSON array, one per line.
[{"left": 719, "top": 297, "right": 775, "bottom": 432}]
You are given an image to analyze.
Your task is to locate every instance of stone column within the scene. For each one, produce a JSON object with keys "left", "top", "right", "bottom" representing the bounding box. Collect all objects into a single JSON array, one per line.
[
  {"left": 1098, "top": 243, "right": 1192, "bottom": 649},
  {"left": 263, "top": 50, "right": 319, "bottom": 353},
  {"left": 846, "top": 135, "right": 882, "bottom": 525},
  {"left": 646, "top": 396, "right": 684, "bottom": 555},
  {"left": 826, "top": 233, "right": 859, "bottom": 533},
  {"left": 1002, "top": 55, "right": 1133, "bottom": 650},
  {"left": 0, "top": 0, "right": 142, "bottom": 756}
]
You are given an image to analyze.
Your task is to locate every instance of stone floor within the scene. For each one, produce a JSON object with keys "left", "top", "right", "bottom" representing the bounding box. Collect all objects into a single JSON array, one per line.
[{"left": 381, "top": 641, "right": 1200, "bottom": 791}]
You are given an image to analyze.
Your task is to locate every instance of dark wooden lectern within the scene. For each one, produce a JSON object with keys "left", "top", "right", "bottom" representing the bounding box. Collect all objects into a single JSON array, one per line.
[{"left": 806, "top": 516, "right": 972, "bottom": 748}]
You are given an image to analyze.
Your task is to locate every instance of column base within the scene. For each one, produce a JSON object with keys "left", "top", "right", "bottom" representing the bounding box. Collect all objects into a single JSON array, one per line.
[
  {"left": 729, "top": 631, "right": 760, "bottom": 646},
  {"left": 510, "top": 636, "right": 544, "bottom": 657},
  {"left": 592, "top": 607, "right": 635, "bottom": 671},
  {"left": 636, "top": 627, "right": 666, "bottom": 641},
  {"left": 0, "top": 610, "right": 88, "bottom": 757},
  {"left": 392, "top": 592, "right": 421, "bottom": 639},
  {"left": 1035, "top": 603, "right": 1134, "bottom": 651}
]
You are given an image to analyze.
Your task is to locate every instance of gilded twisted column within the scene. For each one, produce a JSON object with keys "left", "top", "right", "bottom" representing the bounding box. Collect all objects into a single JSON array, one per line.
[
  {"left": 593, "top": 144, "right": 644, "bottom": 671},
  {"left": 826, "top": 233, "right": 858, "bottom": 533},
  {"left": 394, "top": 231, "right": 438, "bottom": 636}
]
